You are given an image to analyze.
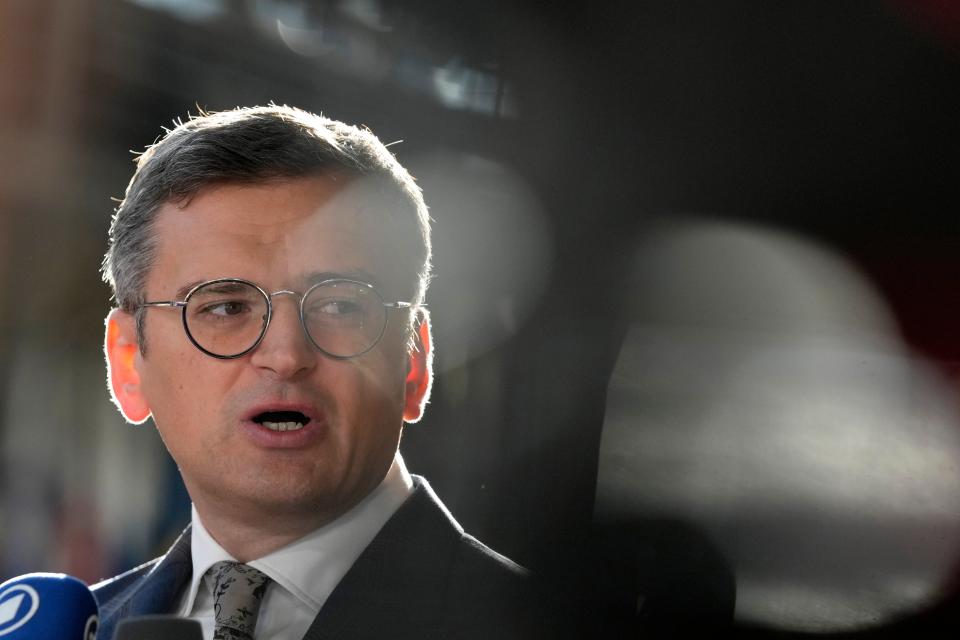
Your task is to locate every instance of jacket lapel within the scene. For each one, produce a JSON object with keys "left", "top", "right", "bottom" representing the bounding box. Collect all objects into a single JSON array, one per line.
[
  {"left": 301, "top": 477, "right": 463, "bottom": 640},
  {"left": 98, "top": 526, "right": 193, "bottom": 640},
  {"left": 127, "top": 529, "right": 193, "bottom": 615}
]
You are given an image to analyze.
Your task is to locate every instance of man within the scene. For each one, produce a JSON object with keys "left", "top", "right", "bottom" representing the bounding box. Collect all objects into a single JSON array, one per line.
[{"left": 93, "top": 106, "right": 562, "bottom": 639}]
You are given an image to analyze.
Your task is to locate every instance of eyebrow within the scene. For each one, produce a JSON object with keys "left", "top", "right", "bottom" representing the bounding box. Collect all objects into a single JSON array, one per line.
[
  {"left": 173, "top": 271, "right": 385, "bottom": 300},
  {"left": 175, "top": 280, "right": 206, "bottom": 300},
  {"left": 303, "top": 270, "right": 384, "bottom": 290}
]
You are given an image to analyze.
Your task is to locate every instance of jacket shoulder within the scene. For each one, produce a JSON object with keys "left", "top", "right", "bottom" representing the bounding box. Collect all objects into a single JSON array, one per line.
[
  {"left": 90, "top": 558, "right": 162, "bottom": 609},
  {"left": 454, "top": 530, "right": 528, "bottom": 580}
]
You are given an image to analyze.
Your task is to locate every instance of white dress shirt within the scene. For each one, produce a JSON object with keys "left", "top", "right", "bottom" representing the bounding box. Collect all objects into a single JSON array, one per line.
[{"left": 176, "top": 453, "right": 414, "bottom": 640}]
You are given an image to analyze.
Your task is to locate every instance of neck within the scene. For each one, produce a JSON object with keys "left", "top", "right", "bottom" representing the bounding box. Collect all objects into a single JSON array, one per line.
[
  {"left": 192, "top": 501, "right": 349, "bottom": 562},
  {"left": 185, "top": 455, "right": 410, "bottom": 561}
]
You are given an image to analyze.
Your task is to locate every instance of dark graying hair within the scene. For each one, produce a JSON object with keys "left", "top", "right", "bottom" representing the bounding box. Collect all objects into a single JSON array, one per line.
[{"left": 101, "top": 105, "right": 431, "bottom": 347}]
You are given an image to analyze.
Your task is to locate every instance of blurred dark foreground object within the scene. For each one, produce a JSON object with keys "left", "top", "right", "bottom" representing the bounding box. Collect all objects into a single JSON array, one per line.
[{"left": 113, "top": 615, "right": 203, "bottom": 640}]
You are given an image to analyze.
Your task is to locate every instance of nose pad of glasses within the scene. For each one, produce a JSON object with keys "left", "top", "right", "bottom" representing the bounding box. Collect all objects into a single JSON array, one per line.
[{"left": 266, "top": 290, "right": 311, "bottom": 343}]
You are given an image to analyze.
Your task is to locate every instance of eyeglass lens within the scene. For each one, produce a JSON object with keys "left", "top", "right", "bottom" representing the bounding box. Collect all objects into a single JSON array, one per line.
[{"left": 183, "top": 280, "right": 387, "bottom": 358}]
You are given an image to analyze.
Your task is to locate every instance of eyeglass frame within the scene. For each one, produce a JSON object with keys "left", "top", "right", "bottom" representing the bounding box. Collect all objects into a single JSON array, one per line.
[{"left": 137, "top": 277, "right": 413, "bottom": 360}]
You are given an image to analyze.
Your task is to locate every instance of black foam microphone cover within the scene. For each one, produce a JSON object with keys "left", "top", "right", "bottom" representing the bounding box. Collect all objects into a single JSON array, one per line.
[{"left": 113, "top": 615, "right": 203, "bottom": 640}]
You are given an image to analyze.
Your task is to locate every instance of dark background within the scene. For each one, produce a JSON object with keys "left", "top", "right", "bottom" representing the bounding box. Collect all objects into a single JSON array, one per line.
[{"left": 1, "top": 1, "right": 959, "bottom": 637}]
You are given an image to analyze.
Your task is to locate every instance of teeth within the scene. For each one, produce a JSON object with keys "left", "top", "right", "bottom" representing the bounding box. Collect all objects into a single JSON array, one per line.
[{"left": 261, "top": 421, "right": 304, "bottom": 432}]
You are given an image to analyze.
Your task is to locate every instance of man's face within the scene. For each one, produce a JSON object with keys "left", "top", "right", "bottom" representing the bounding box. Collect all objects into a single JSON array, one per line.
[{"left": 109, "top": 176, "right": 428, "bottom": 524}]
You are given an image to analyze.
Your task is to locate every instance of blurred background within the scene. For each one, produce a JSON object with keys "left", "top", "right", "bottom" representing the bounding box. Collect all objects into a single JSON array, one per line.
[{"left": 1, "top": 0, "right": 960, "bottom": 637}]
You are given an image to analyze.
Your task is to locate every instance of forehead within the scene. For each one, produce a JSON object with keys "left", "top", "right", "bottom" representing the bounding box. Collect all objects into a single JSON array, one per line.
[{"left": 148, "top": 176, "right": 406, "bottom": 294}]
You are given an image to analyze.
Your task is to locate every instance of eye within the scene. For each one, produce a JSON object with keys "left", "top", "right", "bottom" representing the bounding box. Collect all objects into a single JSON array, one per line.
[
  {"left": 316, "top": 299, "right": 362, "bottom": 316},
  {"left": 196, "top": 299, "right": 252, "bottom": 318},
  {"left": 305, "top": 297, "right": 368, "bottom": 328}
]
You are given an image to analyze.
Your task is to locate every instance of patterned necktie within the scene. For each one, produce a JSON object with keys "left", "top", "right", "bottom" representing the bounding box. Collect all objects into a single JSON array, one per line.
[{"left": 207, "top": 561, "right": 272, "bottom": 640}]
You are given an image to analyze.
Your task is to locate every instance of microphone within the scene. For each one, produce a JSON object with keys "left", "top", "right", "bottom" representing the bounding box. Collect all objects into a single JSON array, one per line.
[
  {"left": 113, "top": 616, "right": 203, "bottom": 639},
  {"left": 0, "top": 572, "right": 98, "bottom": 639}
]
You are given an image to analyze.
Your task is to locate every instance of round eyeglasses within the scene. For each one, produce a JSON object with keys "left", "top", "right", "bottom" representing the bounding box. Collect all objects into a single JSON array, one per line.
[{"left": 137, "top": 278, "right": 412, "bottom": 359}]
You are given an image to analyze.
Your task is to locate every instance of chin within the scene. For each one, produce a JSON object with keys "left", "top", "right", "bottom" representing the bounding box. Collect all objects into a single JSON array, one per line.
[{"left": 241, "top": 478, "right": 356, "bottom": 515}]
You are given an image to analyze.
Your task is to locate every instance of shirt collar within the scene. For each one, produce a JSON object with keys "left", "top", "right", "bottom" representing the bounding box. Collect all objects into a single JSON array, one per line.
[{"left": 179, "top": 452, "right": 414, "bottom": 615}]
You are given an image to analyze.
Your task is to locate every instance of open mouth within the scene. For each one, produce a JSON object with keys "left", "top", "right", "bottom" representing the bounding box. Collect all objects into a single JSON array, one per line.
[{"left": 252, "top": 411, "right": 311, "bottom": 432}]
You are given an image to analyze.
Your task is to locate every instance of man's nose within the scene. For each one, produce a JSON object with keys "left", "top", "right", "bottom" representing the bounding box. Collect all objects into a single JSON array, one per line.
[{"left": 249, "top": 293, "right": 316, "bottom": 378}]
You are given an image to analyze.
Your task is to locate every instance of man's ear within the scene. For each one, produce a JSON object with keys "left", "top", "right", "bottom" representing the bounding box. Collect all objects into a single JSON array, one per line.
[
  {"left": 403, "top": 309, "right": 434, "bottom": 423},
  {"left": 104, "top": 308, "right": 151, "bottom": 424}
]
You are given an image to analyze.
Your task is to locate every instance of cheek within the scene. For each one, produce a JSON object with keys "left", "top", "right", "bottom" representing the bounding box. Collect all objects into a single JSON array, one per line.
[
  {"left": 331, "top": 352, "right": 408, "bottom": 424},
  {"left": 364, "top": 342, "right": 410, "bottom": 396},
  {"left": 140, "top": 349, "right": 223, "bottom": 426}
]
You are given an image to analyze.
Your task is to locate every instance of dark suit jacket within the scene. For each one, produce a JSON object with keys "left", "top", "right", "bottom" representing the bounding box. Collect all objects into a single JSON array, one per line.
[{"left": 93, "top": 476, "right": 568, "bottom": 639}]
